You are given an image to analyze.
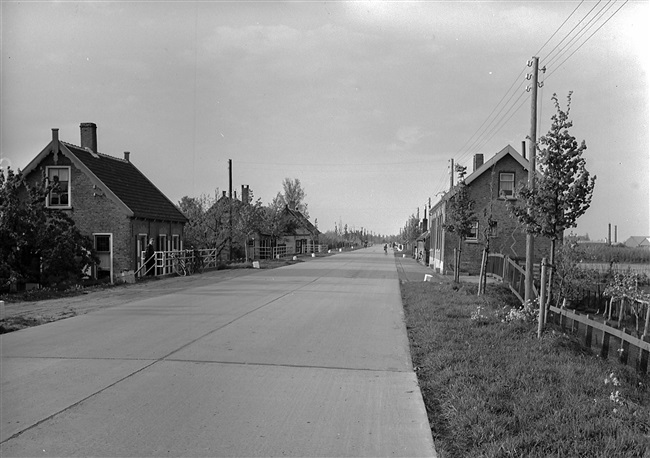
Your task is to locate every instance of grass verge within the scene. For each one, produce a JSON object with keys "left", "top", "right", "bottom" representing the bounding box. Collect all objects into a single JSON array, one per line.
[{"left": 402, "top": 278, "right": 650, "bottom": 457}]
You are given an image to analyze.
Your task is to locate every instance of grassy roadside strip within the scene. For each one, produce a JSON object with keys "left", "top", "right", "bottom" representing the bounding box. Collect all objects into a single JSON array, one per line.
[{"left": 401, "top": 279, "right": 650, "bottom": 457}]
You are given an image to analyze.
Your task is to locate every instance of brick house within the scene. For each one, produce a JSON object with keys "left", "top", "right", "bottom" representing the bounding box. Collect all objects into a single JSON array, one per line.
[
  {"left": 275, "top": 205, "right": 321, "bottom": 255},
  {"left": 21, "top": 123, "right": 187, "bottom": 283},
  {"left": 429, "top": 145, "right": 551, "bottom": 275}
]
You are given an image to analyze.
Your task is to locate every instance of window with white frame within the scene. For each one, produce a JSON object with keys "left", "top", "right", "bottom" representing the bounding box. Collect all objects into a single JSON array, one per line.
[
  {"left": 47, "top": 167, "right": 71, "bottom": 207},
  {"left": 499, "top": 172, "right": 515, "bottom": 198}
]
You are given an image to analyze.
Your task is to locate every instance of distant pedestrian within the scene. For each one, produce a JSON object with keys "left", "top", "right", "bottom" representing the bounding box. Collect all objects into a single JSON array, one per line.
[{"left": 146, "top": 238, "right": 155, "bottom": 276}]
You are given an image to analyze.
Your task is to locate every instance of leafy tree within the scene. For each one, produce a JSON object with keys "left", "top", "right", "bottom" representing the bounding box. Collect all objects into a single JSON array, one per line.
[
  {"left": 272, "top": 178, "right": 309, "bottom": 218},
  {"left": 509, "top": 92, "right": 596, "bottom": 304},
  {"left": 443, "top": 165, "right": 477, "bottom": 283},
  {"left": 0, "top": 168, "right": 96, "bottom": 289},
  {"left": 402, "top": 214, "right": 420, "bottom": 244},
  {"left": 178, "top": 192, "right": 232, "bottom": 260},
  {"left": 232, "top": 190, "right": 266, "bottom": 262}
]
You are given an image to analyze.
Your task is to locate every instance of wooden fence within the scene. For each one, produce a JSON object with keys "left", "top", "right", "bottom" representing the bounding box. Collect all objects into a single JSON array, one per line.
[
  {"left": 486, "top": 253, "right": 538, "bottom": 302},
  {"left": 548, "top": 305, "right": 650, "bottom": 375}
]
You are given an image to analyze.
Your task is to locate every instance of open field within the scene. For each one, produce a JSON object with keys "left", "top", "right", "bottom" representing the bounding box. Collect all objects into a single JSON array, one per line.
[{"left": 578, "top": 262, "right": 650, "bottom": 276}]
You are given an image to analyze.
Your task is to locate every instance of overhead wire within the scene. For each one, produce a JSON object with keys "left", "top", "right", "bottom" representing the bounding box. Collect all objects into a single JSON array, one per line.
[
  {"left": 540, "top": 0, "right": 605, "bottom": 64},
  {"left": 544, "top": 0, "right": 618, "bottom": 70},
  {"left": 546, "top": 0, "right": 629, "bottom": 80},
  {"left": 448, "top": 0, "right": 628, "bottom": 176},
  {"left": 535, "top": 0, "right": 586, "bottom": 56}
]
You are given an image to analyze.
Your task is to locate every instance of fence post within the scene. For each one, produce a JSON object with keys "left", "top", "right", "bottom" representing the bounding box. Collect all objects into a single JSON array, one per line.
[
  {"left": 620, "top": 329, "right": 630, "bottom": 365},
  {"left": 601, "top": 332, "right": 610, "bottom": 359},
  {"left": 618, "top": 298, "right": 625, "bottom": 328},
  {"left": 585, "top": 317, "right": 593, "bottom": 349},
  {"left": 537, "top": 257, "right": 547, "bottom": 338},
  {"left": 640, "top": 341, "right": 649, "bottom": 374},
  {"left": 642, "top": 302, "right": 650, "bottom": 339}
]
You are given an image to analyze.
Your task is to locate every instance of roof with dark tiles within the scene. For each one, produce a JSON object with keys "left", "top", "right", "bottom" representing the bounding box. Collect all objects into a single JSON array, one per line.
[{"left": 63, "top": 142, "right": 187, "bottom": 223}]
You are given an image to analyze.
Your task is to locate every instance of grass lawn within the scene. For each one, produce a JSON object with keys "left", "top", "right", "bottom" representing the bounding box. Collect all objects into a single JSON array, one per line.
[{"left": 401, "top": 278, "right": 650, "bottom": 457}]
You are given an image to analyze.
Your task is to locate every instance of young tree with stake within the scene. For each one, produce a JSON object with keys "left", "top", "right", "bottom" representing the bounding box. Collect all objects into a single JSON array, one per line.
[
  {"left": 509, "top": 92, "right": 596, "bottom": 307},
  {"left": 443, "top": 165, "right": 477, "bottom": 283}
]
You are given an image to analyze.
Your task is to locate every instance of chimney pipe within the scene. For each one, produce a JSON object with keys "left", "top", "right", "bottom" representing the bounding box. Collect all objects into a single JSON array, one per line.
[
  {"left": 124, "top": 151, "right": 130, "bottom": 162},
  {"left": 51, "top": 128, "right": 60, "bottom": 155},
  {"left": 473, "top": 153, "right": 484, "bottom": 172},
  {"left": 450, "top": 158, "right": 454, "bottom": 190},
  {"left": 608, "top": 223, "right": 612, "bottom": 245},
  {"left": 522, "top": 140, "right": 526, "bottom": 159},
  {"left": 80, "top": 123, "right": 98, "bottom": 153}
]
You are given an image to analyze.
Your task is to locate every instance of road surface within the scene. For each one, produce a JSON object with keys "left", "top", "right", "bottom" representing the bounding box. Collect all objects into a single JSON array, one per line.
[{"left": 1, "top": 247, "right": 436, "bottom": 457}]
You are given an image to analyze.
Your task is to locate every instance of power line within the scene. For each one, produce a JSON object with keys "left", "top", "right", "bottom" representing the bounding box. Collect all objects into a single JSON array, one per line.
[
  {"left": 428, "top": 0, "right": 629, "bottom": 198},
  {"left": 546, "top": 0, "right": 629, "bottom": 79},
  {"left": 535, "top": 0, "right": 586, "bottom": 56},
  {"left": 544, "top": 0, "right": 618, "bottom": 69},
  {"left": 540, "top": 0, "right": 605, "bottom": 63}
]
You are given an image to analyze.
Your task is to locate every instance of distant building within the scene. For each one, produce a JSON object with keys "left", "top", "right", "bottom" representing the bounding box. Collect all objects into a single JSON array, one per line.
[
  {"left": 22, "top": 123, "right": 187, "bottom": 282},
  {"left": 429, "top": 145, "right": 551, "bottom": 275},
  {"left": 273, "top": 205, "right": 321, "bottom": 256},
  {"left": 624, "top": 236, "right": 650, "bottom": 249}
]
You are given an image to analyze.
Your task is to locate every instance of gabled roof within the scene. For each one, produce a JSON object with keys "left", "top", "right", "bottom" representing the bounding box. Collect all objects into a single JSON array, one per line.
[
  {"left": 624, "top": 236, "right": 650, "bottom": 248},
  {"left": 431, "top": 144, "right": 532, "bottom": 210},
  {"left": 282, "top": 206, "right": 320, "bottom": 236},
  {"left": 22, "top": 138, "right": 187, "bottom": 223},
  {"left": 464, "top": 144, "right": 531, "bottom": 186}
]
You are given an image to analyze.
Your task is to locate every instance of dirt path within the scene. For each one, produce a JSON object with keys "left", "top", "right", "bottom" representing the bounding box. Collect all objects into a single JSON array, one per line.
[{"left": 0, "top": 268, "right": 258, "bottom": 333}]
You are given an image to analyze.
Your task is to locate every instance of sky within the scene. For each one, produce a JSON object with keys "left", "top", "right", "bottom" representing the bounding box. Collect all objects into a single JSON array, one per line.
[{"left": 1, "top": 0, "right": 648, "bottom": 241}]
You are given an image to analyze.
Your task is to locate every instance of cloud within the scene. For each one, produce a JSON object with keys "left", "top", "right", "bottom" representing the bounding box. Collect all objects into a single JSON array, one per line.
[{"left": 387, "top": 125, "right": 432, "bottom": 154}]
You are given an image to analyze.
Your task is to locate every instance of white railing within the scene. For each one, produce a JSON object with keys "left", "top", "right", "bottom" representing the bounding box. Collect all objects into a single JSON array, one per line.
[{"left": 135, "top": 248, "right": 223, "bottom": 278}]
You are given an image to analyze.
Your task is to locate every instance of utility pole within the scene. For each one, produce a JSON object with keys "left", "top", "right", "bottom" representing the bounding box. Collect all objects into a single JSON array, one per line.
[
  {"left": 229, "top": 159, "right": 233, "bottom": 261},
  {"left": 524, "top": 56, "right": 539, "bottom": 305}
]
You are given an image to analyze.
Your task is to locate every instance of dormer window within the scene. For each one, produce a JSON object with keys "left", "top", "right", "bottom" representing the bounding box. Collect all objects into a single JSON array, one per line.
[
  {"left": 499, "top": 172, "right": 515, "bottom": 199},
  {"left": 47, "top": 166, "right": 71, "bottom": 207}
]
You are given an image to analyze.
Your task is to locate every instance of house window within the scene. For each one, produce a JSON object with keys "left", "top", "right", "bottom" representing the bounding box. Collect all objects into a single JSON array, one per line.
[
  {"left": 93, "top": 234, "right": 112, "bottom": 280},
  {"left": 499, "top": 172, "right": 515, "bottom": 198},
  {"left": 95, "top": 235, "right": 110, "bottom": 252},
  {"left": 467, "top": 222, "right": 479, "bottom": 241},
  {"left": 47, "top": 167, "right": 70, "bottom": 207},
  {"left": 157, "top": 235, "right": 167, "bottom": 252},
  {"left": 171, "top": 235, "right": 180, "bottom": 251}
]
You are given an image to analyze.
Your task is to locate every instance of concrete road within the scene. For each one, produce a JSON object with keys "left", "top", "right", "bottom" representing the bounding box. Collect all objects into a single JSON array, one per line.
[{"left": 1, "top": 247, "right": 436, "bottom": 457}]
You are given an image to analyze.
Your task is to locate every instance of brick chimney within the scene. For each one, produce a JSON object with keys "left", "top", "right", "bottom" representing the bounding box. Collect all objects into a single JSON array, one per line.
[
  {"left": 123, "top": 151, "right": 130, "bottom": 162},
  {"left": 241, "top": 185, "right": 250, "bottom": 203},
  {"left": 473, "top": 153, "right": 484, "bottom": 172},
  {"left": 51, "top": 128, "right": 60, "bottom": 154},
  {"left": 80, "top": 123, "right": 98, "bottom": 153}
]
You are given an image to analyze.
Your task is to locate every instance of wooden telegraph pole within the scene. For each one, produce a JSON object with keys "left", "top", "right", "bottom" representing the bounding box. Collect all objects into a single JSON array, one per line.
[
  {"left": 524, "top": 56, "right": 539, "bottom": 305},
  {"left": 229, "top": 159, "right": 233, "bottom": 261}
]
